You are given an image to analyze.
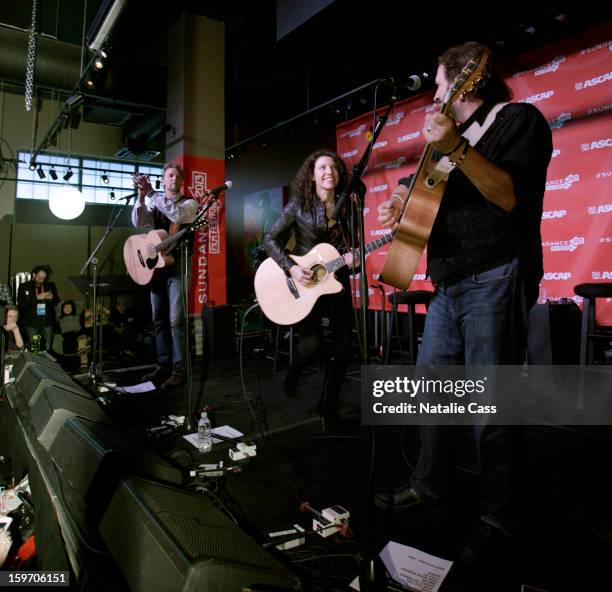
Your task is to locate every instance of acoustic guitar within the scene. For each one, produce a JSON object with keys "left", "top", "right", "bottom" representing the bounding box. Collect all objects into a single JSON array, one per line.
[
  {"left": 380, "top": 49, "right": 490, "bottom": 290},
  {"left": 254, "top": 233, "right": 393, "bottom": 325},
  {"left": 124, "top": 209, "right": 208, "bottom": 285}
]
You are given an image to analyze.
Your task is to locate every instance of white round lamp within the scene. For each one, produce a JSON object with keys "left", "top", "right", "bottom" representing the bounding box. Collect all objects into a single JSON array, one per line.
[{"left": 49, "top": 186, "right": 85, "bottom": 220}]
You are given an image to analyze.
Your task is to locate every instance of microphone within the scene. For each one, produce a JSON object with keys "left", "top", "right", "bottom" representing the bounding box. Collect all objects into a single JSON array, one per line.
[
  {"left": 205, "top": 180, "right": 233, "bottom": 196},
  {"left": 111, "top": 192, "right": 136, "bottom": 202},
  {"left": 386, "top": 71, "right": 431, "bottom": 92},
  {"left": 119, "top": 192, "right": 136, "bottom": 201}
]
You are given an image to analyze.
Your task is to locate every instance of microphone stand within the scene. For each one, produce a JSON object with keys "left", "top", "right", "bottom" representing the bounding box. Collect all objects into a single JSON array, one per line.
[
  {"left": 184, "top": 188, "right": 223, "bottom": 432},
  {"left": 332, "top": 99, "right": 395, "bottom": 363},
  {"left": 80, "top": 194, "right": 133, "bottom": 388}
]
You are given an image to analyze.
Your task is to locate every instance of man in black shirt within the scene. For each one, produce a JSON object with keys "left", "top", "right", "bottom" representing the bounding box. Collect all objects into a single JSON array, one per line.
[{"left": 375, "top": 42, "right": 552, "bottom": 558}]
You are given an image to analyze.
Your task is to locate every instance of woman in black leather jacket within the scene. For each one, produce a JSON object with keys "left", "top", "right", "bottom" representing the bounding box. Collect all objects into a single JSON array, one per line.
[{"left": 263, "top": 149, "right": 359, "bottom": 428}]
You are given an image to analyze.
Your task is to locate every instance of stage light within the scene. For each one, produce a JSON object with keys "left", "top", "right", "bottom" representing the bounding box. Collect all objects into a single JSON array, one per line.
[
  {"left": 63, "top": 168, "right": 74, "bottom": 182},
  {"left": 49, "top": 186, "right": 85, "bottom": 220},
  {"left": 155, "top": 178, "right": 161, "bottom": 190},
  {"left": 101, "top": 172, "right": 109, "bottom": 184},
  {"left": 29, "top": 161, "right": 36, "bottom": 171},
  {"left": 110, "top": 191, "right": 115, "bottom": 199},
  {"left": 36, "top": 166, "right": 46, "bottom": 179},
  {"left": 93, "top": 50, "right": 107, "bottom": 70},
  {"left": 84, "top": 76, "right": 95, "bottom": 89},
  {"left": 49, "top": 166, "right": 58, "bottom": 180}
]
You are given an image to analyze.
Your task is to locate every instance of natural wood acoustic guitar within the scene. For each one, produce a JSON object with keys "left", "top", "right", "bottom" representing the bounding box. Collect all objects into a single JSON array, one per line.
[{"left": 380, "top": 49, "right": 490, "bottom": 289}]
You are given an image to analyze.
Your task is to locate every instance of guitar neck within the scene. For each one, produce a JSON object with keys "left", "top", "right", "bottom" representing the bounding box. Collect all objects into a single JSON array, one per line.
[
  {"left": 325, "top": 233, "right": 393, "bottom": 273},
  {"left": 156, "top": 226, "right": 189, "bottom": 253}
]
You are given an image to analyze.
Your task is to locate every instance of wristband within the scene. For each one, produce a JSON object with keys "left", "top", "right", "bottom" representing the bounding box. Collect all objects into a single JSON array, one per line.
[
  {"left": 390, "top": 194, "right": 405, "bottom": 207},
  {"left": 441, "top": 137, "right": 465, "bottom": 156},
  {"left": 449, "top": 140, "right": 470, "bottom": 167}
]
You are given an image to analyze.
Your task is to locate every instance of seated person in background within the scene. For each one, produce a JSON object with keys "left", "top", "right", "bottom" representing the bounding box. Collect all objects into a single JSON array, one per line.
[
  {"left": 110, "top": 298, "right": 135, "bottom": 356},
  {"left": 59, "top": 301, "right": 81, "bottom": 348},
  {"left": 17, "top": 264, "right": 59, "bottom": 352},
  {"left": 0, "top": 282, "right": 13, "bottom": 307},
  {"left": 2, "top": 306, "right": 25, "bottom": 352}
]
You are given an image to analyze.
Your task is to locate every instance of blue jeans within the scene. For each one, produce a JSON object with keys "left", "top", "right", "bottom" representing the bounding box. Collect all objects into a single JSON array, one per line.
[
  {"left": 150, "top": 263, "right": 187, "bottom": 376},
  {"left": 411, "top": 258, "right": 527, "bottom": 532}
]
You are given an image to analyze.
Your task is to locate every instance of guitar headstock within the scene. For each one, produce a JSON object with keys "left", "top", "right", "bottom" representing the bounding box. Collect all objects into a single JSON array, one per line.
[
  {"left": 442, "top": 48, "right": 490, "bottom": 108},
  {"left": 192, "top": 209, "right": 209, "bottom": 230}
]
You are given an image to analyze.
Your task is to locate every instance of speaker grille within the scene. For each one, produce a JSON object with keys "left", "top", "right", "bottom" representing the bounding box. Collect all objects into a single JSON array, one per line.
[{"left": 132, "top": 479, "right": 284, "bottom": 568}]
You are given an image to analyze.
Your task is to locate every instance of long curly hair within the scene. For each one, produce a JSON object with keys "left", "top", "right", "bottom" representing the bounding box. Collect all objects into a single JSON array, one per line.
[{"left": 290, "top": 149, "right": 348, "bottom": 208}]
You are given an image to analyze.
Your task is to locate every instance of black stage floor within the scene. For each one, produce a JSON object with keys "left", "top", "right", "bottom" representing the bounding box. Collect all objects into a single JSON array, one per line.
[{"left": 85, "top": 351, "right": 612, "bottom": 592}]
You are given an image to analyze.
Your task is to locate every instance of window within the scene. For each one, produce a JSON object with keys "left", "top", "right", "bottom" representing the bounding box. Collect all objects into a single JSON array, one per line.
[{"left": 16, "top": 151, "right": 163, "bottom": 205}]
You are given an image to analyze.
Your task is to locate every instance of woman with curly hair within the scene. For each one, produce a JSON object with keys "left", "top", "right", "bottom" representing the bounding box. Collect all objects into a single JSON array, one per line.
[{"left": 263, "top": 149, "right": 359, "bottom": 429}]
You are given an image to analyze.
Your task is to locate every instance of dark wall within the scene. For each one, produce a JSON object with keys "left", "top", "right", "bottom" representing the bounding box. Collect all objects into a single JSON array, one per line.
[{"left": 225, "top": 118, "right": 336, "bottom": 303}]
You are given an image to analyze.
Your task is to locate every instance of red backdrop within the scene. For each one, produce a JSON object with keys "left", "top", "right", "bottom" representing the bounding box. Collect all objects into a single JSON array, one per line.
[
  {"left": 336, "top": 24, "right": 612, "bottom": 322},
  {"left": 177, "top": 154, "right": 227, "bottom": 314}
]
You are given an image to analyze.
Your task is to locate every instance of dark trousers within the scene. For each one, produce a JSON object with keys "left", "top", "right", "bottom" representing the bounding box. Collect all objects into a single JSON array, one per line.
[{"left": 284, "top": 286, "right": 354, "bottom": 412}]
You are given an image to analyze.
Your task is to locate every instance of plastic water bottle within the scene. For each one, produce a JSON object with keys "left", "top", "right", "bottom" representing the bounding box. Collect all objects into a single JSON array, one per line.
[{"left": 197, "top": 412, "right": 212, "bottom": 453}]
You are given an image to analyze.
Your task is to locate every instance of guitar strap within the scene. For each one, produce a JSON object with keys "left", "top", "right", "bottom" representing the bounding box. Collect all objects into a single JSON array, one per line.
[{"left": 432, "top": 102, "right": 509, "bottom": 178}]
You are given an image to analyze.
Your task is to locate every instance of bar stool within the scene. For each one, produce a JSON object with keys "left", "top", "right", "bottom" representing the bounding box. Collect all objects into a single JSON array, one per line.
[
  {"left": 384, "top": 290, "right": 433, "bottom": 364},
  {"left": 573, "top": 283, "right": 612, "bottom": 365}
]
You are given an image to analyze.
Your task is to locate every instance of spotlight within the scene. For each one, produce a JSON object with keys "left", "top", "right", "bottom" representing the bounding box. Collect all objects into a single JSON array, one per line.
[
  {"left": 101, "top": 172, "right": 109, "bottom": 184},
  {"left": 84, "top": 76, "right": 95, "bottom": 89},
  {"left": 93, "top": 50, "right": 107, "bottom": 70},
  {"left": 49, "top": 166, "right": 58, "bottom": 180},
  {"left": 110, "top": 191, "right": 115, "bottom": 200},
  {"left": 155, "top": 178, "right": 161, "bottom": 190},
  {"left": 36, "top": 166, "right": 46, "bottom": 179},
  {"left": 29, "top": 161, "right": 36, "bottom": 171},
  {"left": 63, "top": 167, "right": 74, "bottom": 182}
]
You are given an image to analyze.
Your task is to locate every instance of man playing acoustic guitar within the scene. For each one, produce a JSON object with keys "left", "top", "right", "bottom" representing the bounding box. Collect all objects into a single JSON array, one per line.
[
  {"left": 376, "top": 42, "right": 552, "bottom": 562},
  {"left": 132, "top": 163, "right": 198, "bottom": 389}
]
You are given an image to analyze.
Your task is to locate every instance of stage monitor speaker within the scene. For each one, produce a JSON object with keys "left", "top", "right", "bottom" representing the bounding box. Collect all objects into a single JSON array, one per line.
[
  {"left": 12, "top": 351, "right": 63, "bottom": 382},
  {"left": 100, "top": 477, "right": 301, "bottom": 592},
  {"left": 30, "top": 383, "right": 108, "bottom": 451},
  {"left": 48, "top": 417, "right": 183, "bottom": 541},
  {"left": 15, "top": 361, "right": 88, "bottom": 406}
]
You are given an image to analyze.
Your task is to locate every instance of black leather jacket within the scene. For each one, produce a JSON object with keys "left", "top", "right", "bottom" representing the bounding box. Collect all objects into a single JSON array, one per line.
[{"left": 263, "top": 196, "right": 357, "bottom": 274}]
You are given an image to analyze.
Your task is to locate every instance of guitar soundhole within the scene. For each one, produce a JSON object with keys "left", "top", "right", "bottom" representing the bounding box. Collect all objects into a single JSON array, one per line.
[{"left": 310, "top": 264, "right": 327, "bottom": 283}]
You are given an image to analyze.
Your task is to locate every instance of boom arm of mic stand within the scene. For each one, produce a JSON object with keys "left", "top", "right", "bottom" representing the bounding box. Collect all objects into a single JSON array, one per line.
[{"left": 331, "top": 98, "right": 395, "bottom": 221}]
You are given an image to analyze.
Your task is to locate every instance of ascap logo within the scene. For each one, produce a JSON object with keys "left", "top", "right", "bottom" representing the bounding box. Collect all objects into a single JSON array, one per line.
[
  {"left": 592, "top": 271, "right": 612, "bottom": 280},
  {"left": 369, "top": 184, "right": 389, "bottom": 193},
  {"left": 546, "top": 174, "right": 580, "bottom": 191},
  {"left": 340, "top": 124, "right": 366, "bottom": 138},
  {"left": 575, "top": 71, "right": 612, "bottom": 91},
  {"left": 549, "top": 112, "right": 571, "bottom": 130},
  {"left": 542, "top": 209, "right": 567, "bottom": 219},
  {"left": 372, "top": 228, "right": 389, "bottom": 236},
  {"left": 363, "top": 207, "right": 370, "bottom": 215},
  {"left": 341, "top": 149, "right": 358, "bottom": 158},
  {"left": 375, "top": 156, "right": 407, "bottom": 170},
  {"left": 397, "top": 131, "right": 421, "bottom": 143},
  {"left": 522, "top": 90, "right": 554, "bottom": 104},
  {"left": 535, "top": 56, "right": 566, "bottom": 76},
  {"left": 596, "top": 171, "right": 612, "bottom": 178},
  {"left": 581, "top": 138, "right": 612, "bottom": 151},
  {"left": 411, "top": 104, "right": 435, "bottom": 114},
  {"left": 372, "top": 273, "right": 380, "bottom": 280},
  {"left": 588, "top": 204, "right": 612, "bottom": 215},
  {"left": 543, "top": 236, "right": 585, "bottom": 252},
  {"left": 543, "top": 272, "right": 572, "bottom": 280},
  {"left": 412, "top": 273, "right": 426, "bottom": 281},
  {"left": 373, "top": 140, "right": 388, "bottom": 149},
  {"left": 552, "top": 149, "right": 561, "bottom": 158},
  {"left": 385, "top": 112, "right": 405, "bottom": 126}
]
